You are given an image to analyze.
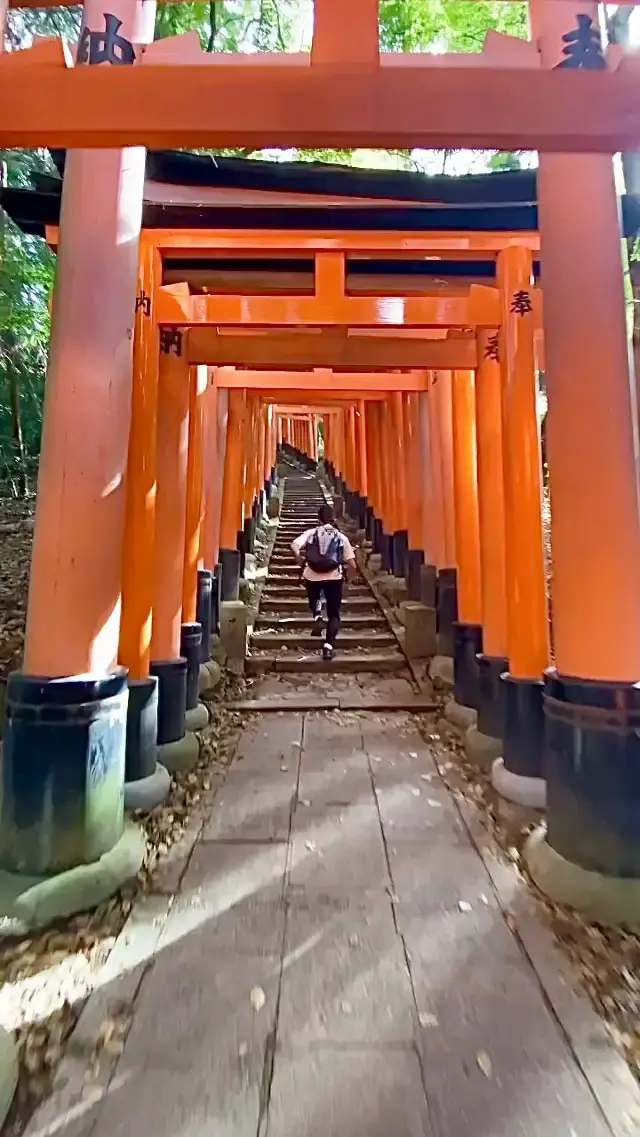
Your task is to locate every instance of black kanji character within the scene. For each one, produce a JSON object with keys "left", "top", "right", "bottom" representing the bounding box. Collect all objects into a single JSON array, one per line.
[
  {"left": 510, "top": 289, "right": 533, "bottom": 317},
  {"left": 135, "top": 290, "right": 151, "bottom": 318},
  {"left": 555, "top": 14, "right": 605, "bottom": 71},
  {"left": 77, "top": 13, "right": 136, "bottom": 66},
  {"left": 484, "top": 333, "right": 500, "bottom": 362},
  {"left": 159, "top": 327, "right": 183, "bottom": 356}
]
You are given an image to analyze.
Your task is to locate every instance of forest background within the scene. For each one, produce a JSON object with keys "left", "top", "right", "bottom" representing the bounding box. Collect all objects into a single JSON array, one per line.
[{"left": 0, "top": 0, "right": 635, "bottom": 493}]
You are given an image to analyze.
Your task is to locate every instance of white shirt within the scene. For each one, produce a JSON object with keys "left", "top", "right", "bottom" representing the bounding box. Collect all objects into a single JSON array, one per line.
[{"left": 291, "top": 525, "right": 356, "bottom": 582}]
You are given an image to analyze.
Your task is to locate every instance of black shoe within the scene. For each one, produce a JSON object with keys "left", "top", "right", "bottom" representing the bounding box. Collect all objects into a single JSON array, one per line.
[
  {"left": 322, "top": 643, "right": 334, "bottom": 661},
  {"left": 311, "top": 614, "right": 324, "bottom": 638}
]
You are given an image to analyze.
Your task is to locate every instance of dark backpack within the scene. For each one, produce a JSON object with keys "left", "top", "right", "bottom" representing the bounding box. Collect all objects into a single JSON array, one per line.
[{"left": 304, "top": 527, "right": 343, "bottom": 574}]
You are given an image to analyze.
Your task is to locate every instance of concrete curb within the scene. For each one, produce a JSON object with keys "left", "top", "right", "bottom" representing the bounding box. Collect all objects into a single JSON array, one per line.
[
  {"left": 525, "top": 824, "right": 640, "bottom": 931},
  {"left": 157, "top": 731, "right": 200, "bottom": 774},
  {"left": 185, "top": 703, "right": 209, "bottom": 732},
  {"left": 429, "top": 654, "right": 454, "bottom": 691},
  {"left": 464, "top": 725, "right": 503, "bottom": 771},
  {"left": 444, "top": 697, "right": 477, "bottom": 732},
  {"left": 0, "top": 823, "right": 146, "bottom": 934},
  {"left": 492, "top": 758, "right": 546, "bottom": 809},
  {"left": 124, "top": 762, "right": 172, "bottom": 812}
]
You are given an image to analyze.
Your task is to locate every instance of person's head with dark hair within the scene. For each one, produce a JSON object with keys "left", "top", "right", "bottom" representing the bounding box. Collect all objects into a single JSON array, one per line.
[{"left": 318, "top": 503, "right": 335, "bottom": 526}]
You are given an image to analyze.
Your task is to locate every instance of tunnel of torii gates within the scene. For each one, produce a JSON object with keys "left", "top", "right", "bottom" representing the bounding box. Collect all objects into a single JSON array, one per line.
[{"left": 2, "top": 0, "right": 640, "bottom": 930}]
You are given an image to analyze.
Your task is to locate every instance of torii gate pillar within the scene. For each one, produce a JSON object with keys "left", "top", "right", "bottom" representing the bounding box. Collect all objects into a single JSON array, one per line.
[
  {"left": 526, "top": 0, "right": 640, "bottom": 924},
  {"left": 1, "top": 0, "right": 155, "bottom": 900}
]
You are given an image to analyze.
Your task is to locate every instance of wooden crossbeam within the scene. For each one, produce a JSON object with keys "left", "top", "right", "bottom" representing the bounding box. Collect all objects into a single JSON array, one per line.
[
  {"left": 187, "top": 329, "right": 477, "bottom": 368},
  {"left": 215, "top": 369, "right": 429, "bottom": 391},
  {"left": 2, "top": 63, "right": 639, "bottom": 151}
]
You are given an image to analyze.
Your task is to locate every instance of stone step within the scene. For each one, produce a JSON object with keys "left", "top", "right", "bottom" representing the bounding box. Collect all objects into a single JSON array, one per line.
[
  {"left": 263, "top": 579, "right": 370, "bottom": 592},
  {"left": 255, "top": 612, "right": 386, "bottom": 630},
  {"left": 260, "top": 595, "right": 375, "bottom": 612},
  {"left": 250, "top": 631, "right": 396, "bottom": 650},
  {"left": 267, "top": 566, "right": 305, "bottom": 577},
  {"left": 245, "top": 652, "right": 405, "bottom": 675}
]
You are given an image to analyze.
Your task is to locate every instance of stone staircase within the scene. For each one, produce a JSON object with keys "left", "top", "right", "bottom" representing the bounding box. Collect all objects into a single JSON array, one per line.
[{"left": 246, "top": 471, "right": 408, "bottom": 674}]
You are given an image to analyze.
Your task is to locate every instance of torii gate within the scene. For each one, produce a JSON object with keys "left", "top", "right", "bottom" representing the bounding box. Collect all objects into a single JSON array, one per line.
[{"left": 0, "top": 0, "right": 638, "bottom": 930}]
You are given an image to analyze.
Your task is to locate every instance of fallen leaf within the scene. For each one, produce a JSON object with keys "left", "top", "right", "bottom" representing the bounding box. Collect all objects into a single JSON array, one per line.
[
  {"left": 418, "top": 1012, "right": 439, "bottom": 1028},
  {"left": 476, "top": 1049, "right": 493, "bottom": 1078},
  {"left": 250, "top": 987, "right": 266, "bottom": 1012}
]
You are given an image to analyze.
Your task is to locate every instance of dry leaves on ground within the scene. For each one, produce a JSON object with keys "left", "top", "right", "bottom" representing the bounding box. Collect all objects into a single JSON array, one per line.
[
  {"left": 0, "top": 497, "right": 246, "bottom": 1131},
  {"left": 416, "top": 702, "right": 640, "bottom": 1087}
]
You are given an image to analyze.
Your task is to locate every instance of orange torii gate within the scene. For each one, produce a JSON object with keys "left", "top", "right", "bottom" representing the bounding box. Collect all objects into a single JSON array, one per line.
[{"left": 1, "top": 0, "right": 638, "bottom": 934}]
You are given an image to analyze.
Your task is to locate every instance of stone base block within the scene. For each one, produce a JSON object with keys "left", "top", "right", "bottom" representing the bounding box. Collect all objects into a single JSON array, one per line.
[
  {"left": 429, "top": 655, "right": 454, "bottom": 690},
  {"left": 267, "top": 496, "right": 281, "bottom": 519},
  {"left": 464, "top": 726, "right": 503, "bottom": 771},
  {"left": 124, "top": 762, "right": 172, "bottom": 812},
  {"left": 444, "top": 697, "right": 477, "bottom": 732},
  {"left": 0, "top": 823, "right": 146, "bottom": 934},
  {"left": 220, "top": 600, "right": 248, "bottom": 663},
  {"left": 525, "top": 825, "right": 640, "bottom": 930},
  {"left": 0, "top": 1028, "right": 17, "bottom": 1132},
  {"left": 210, "top": 634, "right": 227, "bottom": 666},
  {"left": 157, "top": 731, "right": 200, "bottom": 774},
  {"left": 401, "top": 601, "right": 437, "bottom": 659},
  {"left": 200, "top": 660, "right": 222, "bottom": 693},
  {"left": 378, "top": 576, "right": 407, "bottom": 606},
  {"left": 185, "top": 703, "right": 209, "bottom": 732},
  {"left": 491, "top": 757, "right": 546, "bottom": 809}
]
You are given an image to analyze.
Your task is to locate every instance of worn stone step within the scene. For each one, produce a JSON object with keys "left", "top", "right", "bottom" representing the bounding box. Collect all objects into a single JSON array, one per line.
[
  {"left": 250, "top": 631, "right": 396, "bottom": 650},
  {"left": 255, "top": 612, "right": 386, "bottom": 630},
  {"left": 260, "top": 595, "right": 376, "bottom": 612},
  {"left": 263, "top": 586, "right": 371, "bottom": 599},
  {"left": 245, "top": 652, "right": 405, "bottom": 675}
]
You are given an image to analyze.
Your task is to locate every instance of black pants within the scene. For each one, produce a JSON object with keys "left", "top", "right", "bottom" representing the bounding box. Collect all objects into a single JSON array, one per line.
[{"left": 305, "top": 579, "right": 343, "bottom": 646}]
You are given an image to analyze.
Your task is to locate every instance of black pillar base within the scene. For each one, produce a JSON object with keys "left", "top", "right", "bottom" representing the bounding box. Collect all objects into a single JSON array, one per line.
[
  {"left": 436, "top": 568, "right": 458, "bottom": 657},
  {"left": 453, "top": 621, "right": 483, "bottom": 709},
  {"left": 373, "top": 518, "right": 384, "bottom": 555},
  {"left": 244, "top": 513, "right": 256, "bottom": 556},
  {"left": 212, "top": 563, "right": 222, "bottom": 633},
  {"left": 503, "top": 672, "right": 544, "bottom": 780},
  {"left": 125, "top": 676, "right": 158, "bottom": 784},
  {"left": 544, "top": 669, "right": 640, "bottom": 877},
  {"left": 150, "top": 658, "right": 187, "bottom": 746},
  {"left": 180, "top": 622, "right": 203, "bottom": 711},
  {"left": 391, "top": 529, "right": 409, "bottom": 578},
  {"left": 357, "top": 495, "right": 367, "bottom": 530},
  {"left": 220, "top": 547, "right": 241, "bottom": 602},
  {"left": 476, "top": 654, "right": 509, "bottom": 739},
  {"left": 0, "top": 669, "right": 129, "bottom": 874},
  {"left": 365, "top": 506, "right": 375, "bottom": 543},
  {"left": 236, "top": 529, "right": 246, "bottom": 578},
  {"left": 196, "top": 569, "right": 213, "bottom": 664},
  {"left": 381, "top": 532, "right": 393, "bottom": 574},
  {"left": 420, "top": 563, "right": 437, "bottom": 609},
  {"left": 406, "top": 548, "right": 425, "bottom": 601}
]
